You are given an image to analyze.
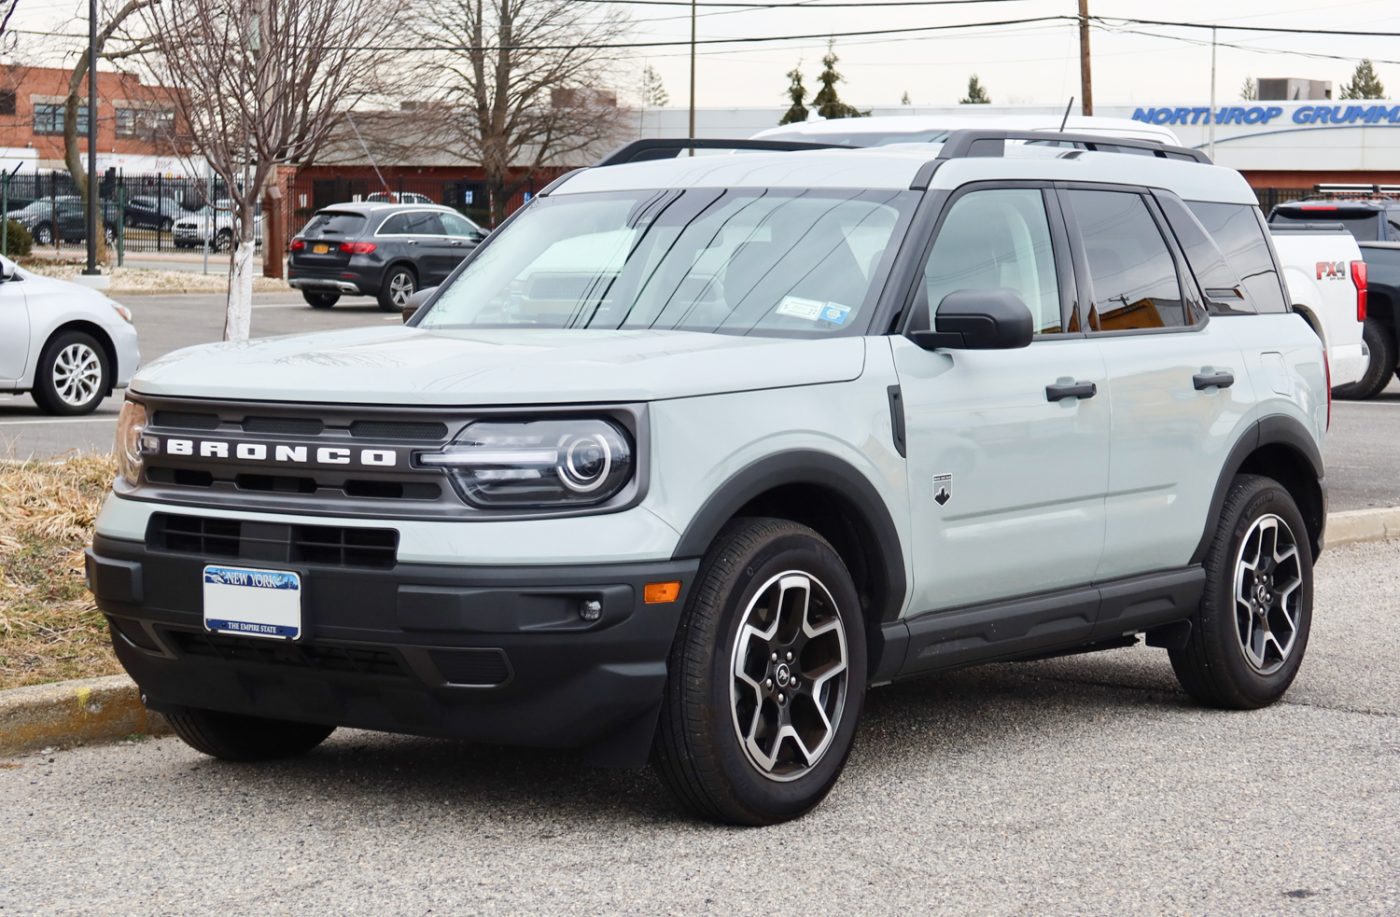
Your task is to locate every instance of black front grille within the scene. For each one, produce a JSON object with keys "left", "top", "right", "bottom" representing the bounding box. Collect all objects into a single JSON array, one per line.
[
  {"left": 429, "top": 648, "right": 512, "bottom": 686},
  {"left": 243, "top": 416, "right": 325, "bottom": 436},
  {"left": 147, "top": 513, "right": 399, "bottom": 569},
  {"left": 350, "top": 420, "right": 448, "bottom": 441},
  {"left": 169, "top": 629, "right": 407, "bottom": 678}
]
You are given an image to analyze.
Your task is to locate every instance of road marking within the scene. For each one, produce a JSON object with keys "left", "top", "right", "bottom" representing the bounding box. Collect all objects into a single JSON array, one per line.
[{"left": 0, "top": 416, "right": 118, "bottom": 426}]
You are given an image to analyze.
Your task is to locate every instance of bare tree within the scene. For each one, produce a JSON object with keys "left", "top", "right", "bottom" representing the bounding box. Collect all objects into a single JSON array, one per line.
[
  {"left": 138, "top": 0, "right": 405, "bottom": 341},
  {"left": 414, "top": 0, "right": 630, "bottom": 225}
]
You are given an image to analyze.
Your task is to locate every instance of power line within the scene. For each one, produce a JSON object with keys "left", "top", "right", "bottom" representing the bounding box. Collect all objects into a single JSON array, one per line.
[
  {"left": 1097, "top": 15, "right": 1400, "bottom": 39},
  {"left": 585, "top": 0, "right": 1036, "bottom": 6}
]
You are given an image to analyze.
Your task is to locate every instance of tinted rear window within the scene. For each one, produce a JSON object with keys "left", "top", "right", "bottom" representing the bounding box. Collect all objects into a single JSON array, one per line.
[
  {"left": 1270, "top": 206, "right": 1381, "bottom": 242},
  {"left": 1188, "top": 201, "right": 1289, "bottom": 314},
  {"left": 302, "top": 212, "right": 367, "bottom": 237}
]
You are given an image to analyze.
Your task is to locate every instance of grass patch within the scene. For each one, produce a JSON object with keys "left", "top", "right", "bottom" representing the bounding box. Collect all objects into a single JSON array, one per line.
[{"left": 0, "top": 454, "right": 121, "bottom": 690}]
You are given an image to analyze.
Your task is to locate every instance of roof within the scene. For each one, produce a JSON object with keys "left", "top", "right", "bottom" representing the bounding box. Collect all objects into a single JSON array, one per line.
[
  {"left": 753, "top": 114, "right": 1182, "bottom": 145},
  {"left": 552, "top": 143, "right": 1259, "bottom": 206},
  {"left": 313, "top": 202, "right": 462, "bottom": 215}
]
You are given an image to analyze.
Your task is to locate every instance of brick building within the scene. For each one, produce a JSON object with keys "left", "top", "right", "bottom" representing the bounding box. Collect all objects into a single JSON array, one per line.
[{"left": 0, "top": 64, "right": 188, "bottom": 174}]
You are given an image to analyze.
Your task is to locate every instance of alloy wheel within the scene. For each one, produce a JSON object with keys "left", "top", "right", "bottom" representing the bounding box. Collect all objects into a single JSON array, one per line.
[
  {"left": 1234, "top": 514, "right": 1304, "bottom": 675},
  {"left": 52, "top": 342, "right": 102, "bottom": 408},
  {"left": 729, "top": 571, "right": 849, "bottom": 782},
  {"left": 388, "top": 271, "right": 415, "bottom": 307}
]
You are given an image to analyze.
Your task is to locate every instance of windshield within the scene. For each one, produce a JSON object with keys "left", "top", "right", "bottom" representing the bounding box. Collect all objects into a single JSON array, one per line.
[{"left": 419, "top": 188, "right": 913, "bottom": 337}]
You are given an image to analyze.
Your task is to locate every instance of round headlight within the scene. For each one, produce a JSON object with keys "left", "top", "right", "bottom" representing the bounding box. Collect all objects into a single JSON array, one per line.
[
  {"left": 560, "top": 434, "right": 612, "bottom": 493},
  {"left": 113, "top": 398, "right": 149, "bottom": 487}
]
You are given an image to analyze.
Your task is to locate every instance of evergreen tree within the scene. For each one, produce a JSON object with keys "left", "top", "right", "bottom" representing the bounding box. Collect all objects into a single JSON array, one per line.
[
  {"left": 1340, "top": 59, "right": 1386, "bottom": 99},
  {"left": 640, "top": 64, "right": 669, "bottom": 107},
  {"left": 779, "top": 65, "right": 809, "bottom": 125},
  {"left": 811, "top": 41, "right": 866, "bottom": 119},
  {"left": 960, "top": 74, "right": 991, "bottom": 104},
  {"left": 1240, "top": 77, "right": 1257, "bottom": 101},
  {"left": 900, "top": 90, "right": 911, "bottom": 105}
]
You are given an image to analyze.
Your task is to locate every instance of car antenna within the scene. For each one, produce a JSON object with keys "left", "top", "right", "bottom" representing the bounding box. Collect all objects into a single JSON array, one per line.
[{"left": 1059, "top": 97, "right": 1074, "bottom": 132}]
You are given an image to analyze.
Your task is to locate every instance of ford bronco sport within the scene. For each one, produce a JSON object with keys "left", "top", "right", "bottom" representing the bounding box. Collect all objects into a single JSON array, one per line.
[{"left": 88, "top": 132, "right": 1327, "bottom": 825}]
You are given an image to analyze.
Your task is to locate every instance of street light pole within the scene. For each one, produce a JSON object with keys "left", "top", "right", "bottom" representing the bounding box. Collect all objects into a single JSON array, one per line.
[
  {"left": 83, "top": 0, "right": 98, "bottom": 274},
  {"left": 688, "top": 0, "right": 696, "bottom": 154}
]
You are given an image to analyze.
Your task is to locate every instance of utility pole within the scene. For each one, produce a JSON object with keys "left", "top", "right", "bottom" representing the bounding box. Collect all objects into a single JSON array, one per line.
[
  {"left": 1077, "top": 0, "right": 1093, "bottom": 116},
  {"left": 83, "top": 0, "right": 98, "bottom": 275},
  {"left": 1208, "top": 27, "right": 1218, "bottom": 160},
  {"left": 688, "top": 0, "right": 697, "bottom": 152}
]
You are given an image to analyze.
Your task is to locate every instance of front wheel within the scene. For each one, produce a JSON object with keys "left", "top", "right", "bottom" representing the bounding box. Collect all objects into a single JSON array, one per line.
[
  {"left": 1169, "top": 474, "right": 1313, "bottom": 709},
  {"left": 653, "top": 517, "right": 866, "bottom": 825},
  {"left": 166, "top": 707, "right": 335, "bottom": 762},
  {"left": 213, "top": 228, "right": 233, "bottom": 252},
  {"left": 33, "top": 222, "right": 53, "bottom": 246},
  {"left": 31, "top": 330, "right": 109, "bottom": 415}
]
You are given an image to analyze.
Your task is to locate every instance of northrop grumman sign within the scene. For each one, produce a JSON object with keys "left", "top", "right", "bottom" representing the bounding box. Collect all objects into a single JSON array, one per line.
[{"left": 1133, "top": 104, "right": 1400, "bottom": 127}]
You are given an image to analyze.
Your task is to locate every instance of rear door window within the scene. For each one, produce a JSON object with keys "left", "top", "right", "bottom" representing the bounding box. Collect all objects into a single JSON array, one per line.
[
  {"left": 1189, "top": 201, "right": 1289, "bottom": 314},
  {"left": 380, "top": 211, "right": 444, "bottom": 236},
  {"left": 302, "top": 211, "right": 366, "bottom": 238},
  {"left": 1064, "top": 189, "right": 1195, "bottom": 332}
]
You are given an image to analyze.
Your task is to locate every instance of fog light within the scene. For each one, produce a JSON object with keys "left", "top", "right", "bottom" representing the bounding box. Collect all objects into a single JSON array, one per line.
[{"left": 579, "top": 599, "right": 602, "bottom": 622}]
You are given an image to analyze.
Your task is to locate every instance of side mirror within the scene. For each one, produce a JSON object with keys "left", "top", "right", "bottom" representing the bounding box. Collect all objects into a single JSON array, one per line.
[
  {"left": 402, "top": 286, "right": 438, "bottom": 324},
  {"left": 909, "top": 289, "right": 1034, "bottom": 351}
]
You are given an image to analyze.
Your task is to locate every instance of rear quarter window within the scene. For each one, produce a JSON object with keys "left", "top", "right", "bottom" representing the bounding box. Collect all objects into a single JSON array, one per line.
[{"left": 1186, "top": 201, "right": 1289, "bottom": 314}]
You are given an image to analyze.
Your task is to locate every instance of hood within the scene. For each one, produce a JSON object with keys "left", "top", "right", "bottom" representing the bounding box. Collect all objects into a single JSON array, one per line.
[{"left": 131, "top": 325, "right": 867, "bottom": 405}]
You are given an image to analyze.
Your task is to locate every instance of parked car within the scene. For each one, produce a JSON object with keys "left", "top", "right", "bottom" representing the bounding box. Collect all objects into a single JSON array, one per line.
[
  {"left": 13, "top": 198, "right": 121, "bottom": 246},
  {"left": 1267, "top": 222, "right": 1368, "bottom": 392},
  {"left": 0, "top": 254, "right": 140, "bottom": 414},
  {"left": 366, "top": 191, "right": 435, "bottom": 205},
  {"left": 288, "top": 203, "right": 485, "bottom": 310},
  {"left": 1270, "top": 190, "right": 1400, "bottom": 398},
  {"left": 89, "top": 132, "right": 1326, "bottom": 825},
  {"left": 172, "top": 199, "right": 263, "bottom": 252},
  {"left": 123, "top": 195, "right": 187, "bottom": 232}
]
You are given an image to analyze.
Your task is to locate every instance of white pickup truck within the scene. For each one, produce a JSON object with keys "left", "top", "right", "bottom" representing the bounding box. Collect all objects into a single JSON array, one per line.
[{"left": 1268, "top": 223, "right": 1368, "bottom": 392}]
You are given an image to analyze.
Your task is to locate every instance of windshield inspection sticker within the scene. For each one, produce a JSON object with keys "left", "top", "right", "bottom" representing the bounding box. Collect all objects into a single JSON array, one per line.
[
  {"left": 776, "top": 296, "right": 825, "bottom": 321},
  {"left": 819, "top": 303, "right": 851, "bottom": 326}
]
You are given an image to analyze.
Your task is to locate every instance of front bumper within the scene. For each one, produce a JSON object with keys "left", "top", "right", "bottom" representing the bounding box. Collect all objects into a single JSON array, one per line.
[{"left": 88, "top": 533, "right": 697, "bottom": 764}]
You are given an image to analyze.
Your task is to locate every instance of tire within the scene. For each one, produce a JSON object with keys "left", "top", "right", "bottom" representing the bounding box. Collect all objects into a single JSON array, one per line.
[
  {"left": 166, "top": 707, "right": 335, "bottom": 762},
  {"left": 302, "top": 290, "right": 340, "bottom": 309},
  {"left": 33, "top": 222, "right": 53, "bottom": 246},
  {"left": 213, "top": 228, "right": 233, "bottom": 252},
  {"left": 123, "top": 214, "right": 135, "bottom": 228},
  {"left": 377, "top": 265, "right": 416, "bottom": 311},
  {"left": 31, "top": 330, "right": 110, "bottom": 416},
  {"left": 1169, "top": 474, "right": 1313, "bottom": 710},
  {"left": 159, "top": 217, "right": 173, "bottom": 232},
  {"left": 1334, "top": 318, "right": 1395, "bottom": 400},
  {"left": 103, "top": 224, "right": 115, "bottom": 245},
  {"left": 653, "top": 517, "right": 867, "bottom": 825}
]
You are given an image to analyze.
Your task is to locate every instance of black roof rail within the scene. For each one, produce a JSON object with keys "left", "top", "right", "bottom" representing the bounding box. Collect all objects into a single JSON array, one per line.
[
  {"left": 936, "top": 129, "right": 1211, "bottom": 164},
  {"left": 909, "top": 129, "right": 1211, "bottom": 190},
  {"left": 596, "top": 137, "right": 853, "bottom": 166}
]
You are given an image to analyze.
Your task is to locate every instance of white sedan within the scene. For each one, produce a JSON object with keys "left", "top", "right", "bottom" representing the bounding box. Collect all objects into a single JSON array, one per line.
[{"left": 0, "top": 256, "right": 141, "bottom": 415}]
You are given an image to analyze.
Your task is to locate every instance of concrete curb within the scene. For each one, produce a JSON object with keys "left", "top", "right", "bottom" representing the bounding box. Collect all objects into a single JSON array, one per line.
[
  {"left": 1, "top": 507, "right": 1398, "bottom": 757},
  {"left": 0, "top": 674, "right": 168, "bottom": 758},
  {"left": 1327, "top": 507, "right": 1400, "bottom": 547}
]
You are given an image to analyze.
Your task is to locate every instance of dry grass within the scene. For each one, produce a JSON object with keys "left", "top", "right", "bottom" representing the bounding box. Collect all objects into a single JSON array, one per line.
[
  {"left": 17, "top": 256, "right": 286, "bottom": 295},
  {"left": 0, "top": 454, "right": 122, "bottom": 690}
]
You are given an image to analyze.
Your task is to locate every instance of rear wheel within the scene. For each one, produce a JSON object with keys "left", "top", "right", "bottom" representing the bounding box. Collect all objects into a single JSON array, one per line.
[
  {"left": 377, "top": 265, "right": 416, "bottom": 312},
  {"left": 33, "top": 222, "right": 53, "bottom": 246},
  {"left": 1169, "top": 474, "right": 1313, "bottom": 709},
  {"left": 213, "top": 228, "right": 233, "bottom": 252},
  {"left": 158, "top": 216, "right": 173, "bottom": 232},
  {"left": 653, "top": 517, "right": 866, "bottom": 825},
  {"left": 1335, "top": 318, "right": 1395, "bottom": 399},
  {"left": 302, "top": 290, "right": 339, "bottom": 309},
  {"left": 166, "top": 707, "right": 335, "bottom": 762}
]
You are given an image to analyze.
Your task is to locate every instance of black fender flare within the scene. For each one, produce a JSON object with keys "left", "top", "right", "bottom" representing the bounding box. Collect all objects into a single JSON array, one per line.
[
  {"left": 671, "top": 450, "right": 908, "bottom": 623},
  {"left": 1191, "top": 414, "right": 1326, "bottom": 564}
]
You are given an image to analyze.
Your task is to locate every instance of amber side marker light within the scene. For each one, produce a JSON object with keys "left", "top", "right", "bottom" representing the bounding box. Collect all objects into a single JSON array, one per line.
[{"left": 644, "top": 581, "right": 682, "bottom": 604}]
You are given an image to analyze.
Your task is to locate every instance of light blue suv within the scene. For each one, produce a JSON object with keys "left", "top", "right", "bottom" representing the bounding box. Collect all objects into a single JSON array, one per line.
[{"left": 88, "top": 132, "right": 1326, "bottom": 825}]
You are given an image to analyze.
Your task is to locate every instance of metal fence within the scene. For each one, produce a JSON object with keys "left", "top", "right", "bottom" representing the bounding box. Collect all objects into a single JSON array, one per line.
[{"left": 285, "top": 173, "right": 539, "bottom": 236}]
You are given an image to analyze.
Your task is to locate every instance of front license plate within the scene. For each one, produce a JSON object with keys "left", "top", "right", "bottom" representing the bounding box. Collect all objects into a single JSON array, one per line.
[
  {"left": 312, "top": 243, "right": 329, "bottom": 254},
  {"left": 203, "top": 565, "right": 302, "bottom": 640}
]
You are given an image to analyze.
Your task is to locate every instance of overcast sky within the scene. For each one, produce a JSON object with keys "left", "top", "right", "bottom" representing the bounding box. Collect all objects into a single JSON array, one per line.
[{"left": 7, "top": 0, "right": 1400, "bottom": 110}]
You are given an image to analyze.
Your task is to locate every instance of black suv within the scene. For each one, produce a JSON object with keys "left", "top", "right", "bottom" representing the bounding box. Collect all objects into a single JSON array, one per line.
[
  {"left": 123, "top": 195, "right": 186, "bottom": 232},
  {"left": 288, "top": 203, "right": 485, "bottom": 311}
]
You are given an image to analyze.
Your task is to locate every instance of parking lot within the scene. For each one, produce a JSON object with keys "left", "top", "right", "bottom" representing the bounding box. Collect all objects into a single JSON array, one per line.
[
  {"left": 3, "top": 291, "right": 1399, "bottom": 512},
  {"left": 3, "top": 538, "right": 1396, "bottom": 913}
]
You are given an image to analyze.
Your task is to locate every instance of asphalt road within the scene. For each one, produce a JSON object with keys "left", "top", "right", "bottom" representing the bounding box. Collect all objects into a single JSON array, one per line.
[
  {"left": 2, "top": 539, "right": 1397, "bottom": 914},
  {"left": 1, "top": 291, "right": 1398, "bottom": 511}
]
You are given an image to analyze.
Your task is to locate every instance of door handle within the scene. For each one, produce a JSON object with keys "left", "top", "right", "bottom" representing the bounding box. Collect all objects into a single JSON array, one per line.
[
  {"left": 1193, "top": 370, "right": 1235, "bottom": 391},
  {"left": 1046, "top": 380, "right": 1097, "bottom": 402}
]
